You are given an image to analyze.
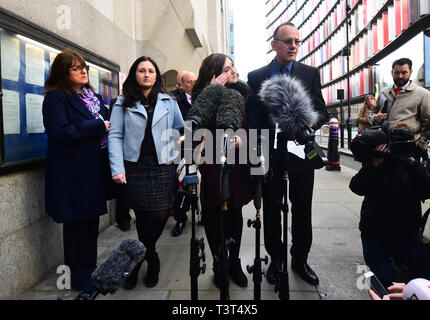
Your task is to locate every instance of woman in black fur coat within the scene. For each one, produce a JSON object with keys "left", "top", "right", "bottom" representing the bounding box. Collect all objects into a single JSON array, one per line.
[{"left": 192, "top": 54, "right": 254, "bottom": 288}]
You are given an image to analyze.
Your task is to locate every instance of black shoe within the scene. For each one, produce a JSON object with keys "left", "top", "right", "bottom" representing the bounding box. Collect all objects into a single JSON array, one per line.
[
  {"left": 212, "top": 262, "right": 229, "bottom": 289},
  {"left": 172, "top": 222, "right": 185, "bottom": 237},
  {"left": 291, "top": 260, "right": 319, "bottom": 286},
  {"left": 117, "top": 222, "right": 131, "bottom": 231},
  {"left": 123, "top": 261, "right": 142, "bottom": 290},
  {"left": 144, "top": 252, "right": 160, "bottom": 288},
  {"left": 266, "top": 260, "right": 281, "bottom": 285},
  {"left": 229, "top": 258, "right": 248, "bottom": 287}
]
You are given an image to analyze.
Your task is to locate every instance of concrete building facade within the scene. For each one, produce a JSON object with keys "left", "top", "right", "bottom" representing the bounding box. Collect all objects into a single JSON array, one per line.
[{"left": 0, "top": 0, "right": 230, "bottom": 299}]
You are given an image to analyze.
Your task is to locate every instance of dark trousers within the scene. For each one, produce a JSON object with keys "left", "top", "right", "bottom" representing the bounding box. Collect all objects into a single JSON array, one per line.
[
  {"left": 173, "top": 209, "right": 188, "bottom": 224},
  {"left": 262, "top": 152, "right": 314, "bottom": 263},
  {"left": 361, "top": 233, "right": 430, "bottom": 289},
  {"left": 63, "top": 217, "right": 100, "bottom": 291},
  {"left": 115, "top": 184, "right": 131, "bottom": 226},
  {"left": 202, "top": 205, "right": 244, "bottom": 262}
]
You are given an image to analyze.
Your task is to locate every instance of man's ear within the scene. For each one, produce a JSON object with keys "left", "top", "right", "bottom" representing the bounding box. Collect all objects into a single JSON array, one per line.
[{"left": 271, "top": 40, "right": 277, "bottom": 52}]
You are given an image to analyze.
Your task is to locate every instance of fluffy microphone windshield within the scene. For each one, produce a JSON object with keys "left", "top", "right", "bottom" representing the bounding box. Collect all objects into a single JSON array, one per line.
[
  {"left": 216, "top": 89, "right": 244, "bottom": 130},
  {"left": 259, "top": 74, "right": 319, "bottom": 138},
  {"left": 91, "top": 238, "right": 146, "bottom": 295},
  {"left": 187, "top": 84, "right": 227, "bottom": 128}
]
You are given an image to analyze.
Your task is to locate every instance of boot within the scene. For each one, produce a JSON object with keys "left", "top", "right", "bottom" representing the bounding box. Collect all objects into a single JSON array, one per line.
[
  {"left": 123, "top": 260, "right": 143, "bottom": 290},
  {"left": 228, "top": 257, "right": 248, "bottom": 287},
  {"left": 212, "top": 259, "right": 230, "bottom": 289},
  {"left": 144, "top": 252, "right": 160, "bottom": 288}
]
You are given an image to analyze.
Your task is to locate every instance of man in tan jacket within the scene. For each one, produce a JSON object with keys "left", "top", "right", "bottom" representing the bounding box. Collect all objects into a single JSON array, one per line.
[{"left": 369, "top": 58, "right": 430, "bottom": 157}]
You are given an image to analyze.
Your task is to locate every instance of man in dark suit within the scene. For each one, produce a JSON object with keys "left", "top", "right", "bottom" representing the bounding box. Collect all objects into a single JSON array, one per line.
[
  {"left": 247, "top": 22, "right": 329, "bottom": 286},
  {"left": 170, "top": 71, "right": 197, "bottom": 236},
  {"left": 175, "top": 71, "right": 196, "bottom": 119},
  {"left": 170, "top": 71, "right": 185, "bottom": 98}
]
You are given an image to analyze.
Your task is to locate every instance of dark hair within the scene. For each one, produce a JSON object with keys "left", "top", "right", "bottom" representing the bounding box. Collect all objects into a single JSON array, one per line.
[
  {"left": 392, "top": 58, "right": 412, "bottom": 70},
  {"left": 273, "top": 22, "right": 296, "bottom": 39},
  {"left": 122, "top": 56, "right": 168, "bottom": 110},
  {"left": 192, "top": 53, "right": 230, "bottom": 100},
  {"left": 43, "top": 49, "right": 94, "bottom": 95}
]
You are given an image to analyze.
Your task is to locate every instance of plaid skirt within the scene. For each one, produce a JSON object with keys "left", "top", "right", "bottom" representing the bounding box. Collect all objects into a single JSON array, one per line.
[{"left": 124, "top": 154, "right": 176, "bottom": 211}]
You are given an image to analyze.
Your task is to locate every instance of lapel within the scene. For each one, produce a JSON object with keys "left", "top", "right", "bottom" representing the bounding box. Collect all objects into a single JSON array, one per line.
[
  {"left": 128, "top": 103, "right": 147, "bottom": 118},
  {"left": 69, "top": 94, "right": 94, "bottom": 119},
  {"left": 260, "top": 64, "right": 272, "bottom": 83},
  {"left": 289, "top": 61, "right": 301, "bottom": 78},
  {"left": 152, "top": 93, "right": 170, "bottom": 128}
]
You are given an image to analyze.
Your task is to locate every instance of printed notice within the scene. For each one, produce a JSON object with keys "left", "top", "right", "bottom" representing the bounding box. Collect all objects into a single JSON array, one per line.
[
  {"left": 89, "top": 68, "right": 99, "bottom": 93},
  {"left": 1, "top": 36, "right": 20, "bottom": 81},
  {"left": 49, "top": 52, "right": 58, "bottom": 67},
  {"left": 25, "top": 94, "right": 45, "bottom": 133},
  {"left": 25, "top": 43, "right": 45, "bottom": 86},
  {"left": 2, "top": 90, "right": 20, "bottom": 134}
]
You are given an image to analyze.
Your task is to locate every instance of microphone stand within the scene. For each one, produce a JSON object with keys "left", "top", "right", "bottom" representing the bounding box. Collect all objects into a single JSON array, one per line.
[
  {"left": 184, "top": 164, "right": 206, "bottom": 301},
  {"left": 180, "top": 126, "right": 207, "bottom": 301},
  {"left": 274, "top": 132, "right": 290, "bottom": 300},
  {"left": 247, "top": 133, "right": 268, "bottom": 300},
  {"left": 216, "top": 133, "right": 234, "bottom": 300}
]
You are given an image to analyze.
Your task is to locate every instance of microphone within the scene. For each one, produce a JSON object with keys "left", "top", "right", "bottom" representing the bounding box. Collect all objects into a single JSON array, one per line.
[
  {"left": 216, "top": 89, "right": 244, "bottom": 167},
  {"left": 179, "top": 84, "right": 227, "bottom": 165},
  {"left": 75, "top": 238, "right": 146, "bottom": 300},
  {"left": 403, "top": 278, "right": 430, "bottom": 300},
  {"left": 258, "top": 74, "right": 319, "bottom": 141},
  {"left": 216, "top": 88, "right": 244, "bottom": 130},
  {"left": 186, "top": 84, "right": 227, "bottom": 129}
]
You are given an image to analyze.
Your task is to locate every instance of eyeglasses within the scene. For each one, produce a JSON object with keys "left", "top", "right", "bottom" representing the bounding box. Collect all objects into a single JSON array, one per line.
[
  {"left": 69, "top": 65, "right": 90, "bottom": 73},
  {"left": 275, "top": 38, "right": 303, "bottom": 47}
]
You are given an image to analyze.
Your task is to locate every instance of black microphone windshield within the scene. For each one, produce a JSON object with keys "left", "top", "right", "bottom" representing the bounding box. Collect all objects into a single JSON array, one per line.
[
  {"left": 91, "top": 238, "right": 146, "bottom": 295},
  {"left": 186, "top": 84, "right": 227, "bottom": 128},
  {"left": 259, "top": 74, "right": 319, "bottom": 139},
  {"left": 216, "top": 89, "right": 244, "bottom": 130}
]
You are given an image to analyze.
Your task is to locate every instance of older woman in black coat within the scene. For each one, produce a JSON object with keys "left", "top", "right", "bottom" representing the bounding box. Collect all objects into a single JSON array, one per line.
[{"left": 42, "top": 49, "right": 110, "bottom": 294}]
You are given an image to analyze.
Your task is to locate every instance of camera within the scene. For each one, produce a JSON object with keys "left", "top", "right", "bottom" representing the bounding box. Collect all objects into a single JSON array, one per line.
[{"left": 351, "top": 121, "right": 416, "bottom": 163}]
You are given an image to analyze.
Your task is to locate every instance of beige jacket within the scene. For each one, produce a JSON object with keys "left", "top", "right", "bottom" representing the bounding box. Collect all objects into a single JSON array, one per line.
[
  {"left": 357, "top": 104, "right": 376, "bottom": 133},
  {"left": 368, "top": 81, "right": 430, "bottom": 150}
]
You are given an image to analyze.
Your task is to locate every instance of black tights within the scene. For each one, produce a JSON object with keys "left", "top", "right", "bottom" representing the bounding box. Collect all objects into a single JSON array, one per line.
[
  {"left": 202, "top": 205, "right": 244, "bottom": 261},
  {"left": 134, "top": 209, "right": 170, "bottom": 255}
]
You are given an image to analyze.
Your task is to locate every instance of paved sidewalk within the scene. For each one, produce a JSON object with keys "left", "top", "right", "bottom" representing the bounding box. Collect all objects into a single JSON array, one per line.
[{"left": 22, "top": 161, "right": 385, "bottom": 301}]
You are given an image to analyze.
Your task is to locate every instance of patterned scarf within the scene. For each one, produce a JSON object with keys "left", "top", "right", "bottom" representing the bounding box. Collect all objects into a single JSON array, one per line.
[{"left": 79, "top": 86, "right": 107, "bottom": 148}]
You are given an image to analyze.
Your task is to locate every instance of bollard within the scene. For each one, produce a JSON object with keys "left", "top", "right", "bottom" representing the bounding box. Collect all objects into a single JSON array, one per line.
[{"left": 326, "top": 118, "right": 341, "bottom": 171}]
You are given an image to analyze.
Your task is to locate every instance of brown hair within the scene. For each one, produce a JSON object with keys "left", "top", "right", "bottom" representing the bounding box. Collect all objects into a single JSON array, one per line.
[
  {"left": 363, "top": 94, "right": 375, "bottom": 107},
  {"left": 192, "top": 53, "right": 230, "bottom": 101},
  {"left": 43, "top": 49, "right": 94, "bottom": 95}
]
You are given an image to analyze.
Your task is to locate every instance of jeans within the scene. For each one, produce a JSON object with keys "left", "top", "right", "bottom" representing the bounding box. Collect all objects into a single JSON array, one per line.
[{"left": 361, "top": 233, "right": 430, "bottom": 289}]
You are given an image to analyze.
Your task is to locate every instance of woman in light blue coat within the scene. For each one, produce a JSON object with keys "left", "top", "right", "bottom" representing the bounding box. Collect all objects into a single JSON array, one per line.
[{"left": 108, "top": 56, "right": 184, "bottom": 289}]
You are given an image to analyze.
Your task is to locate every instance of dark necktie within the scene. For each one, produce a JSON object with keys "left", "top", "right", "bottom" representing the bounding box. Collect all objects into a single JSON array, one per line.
[{"left": 280, "top": 65, "right": 287, "bottom": 75}]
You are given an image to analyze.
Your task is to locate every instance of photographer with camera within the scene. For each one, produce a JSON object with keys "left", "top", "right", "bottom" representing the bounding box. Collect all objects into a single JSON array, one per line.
[
  {"left": 349, "top": 128, "right": 430, "bottom": 289},
  {"left": 368, "top": 58, "right": 430, "bottom": 161}
]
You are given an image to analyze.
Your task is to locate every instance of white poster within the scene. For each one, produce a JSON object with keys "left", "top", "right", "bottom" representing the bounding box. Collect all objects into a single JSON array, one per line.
[
  {"left": 25, "top": 43, "right": 45, "bottom": 86},
  {"left": 25, "top": 94, "right": 45, "bottom": 134},
  {"left": 2, "top": 90, "right": 20, "bottom": 134},
  {"left": 1, "top": 36, "right": 20, "bottom": 81},
  {"left": 89, "top": 68, "right": 99, "bottom": 93},
  {"left": 49, "top": 52, "right": 58, "bottom": 67}
]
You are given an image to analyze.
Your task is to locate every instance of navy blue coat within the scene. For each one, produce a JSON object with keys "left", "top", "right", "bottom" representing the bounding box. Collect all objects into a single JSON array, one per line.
[{"left": 42, "top": 89, "right": 108, "bottom": 223}]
